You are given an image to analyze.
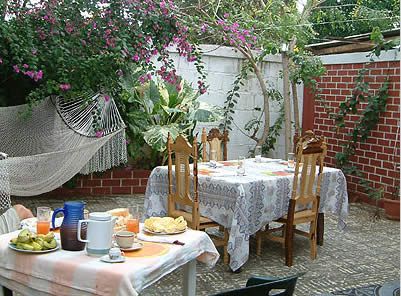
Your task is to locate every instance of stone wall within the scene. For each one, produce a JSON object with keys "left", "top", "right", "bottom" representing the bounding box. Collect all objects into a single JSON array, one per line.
[{"left": 303, "top": 49, "right": 400, "bottom": 204}]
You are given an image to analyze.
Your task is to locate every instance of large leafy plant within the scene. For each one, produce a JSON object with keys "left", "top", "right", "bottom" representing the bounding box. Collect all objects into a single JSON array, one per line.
[{"left": 119, "top": 73, "right": 221, "bottom": 168}]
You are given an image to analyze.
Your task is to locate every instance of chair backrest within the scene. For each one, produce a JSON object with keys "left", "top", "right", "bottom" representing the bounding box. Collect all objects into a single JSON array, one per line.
[
  {"left": 211, "top": 274, "right": 299, "bottom": 296},
  {"left": 167, "top": 134, "right": 200, "bottom": 229},
  {"left": 291, "top": 130, "right": 327, "bottom": 208},
  {"left": 201, "top": 128, "right": 229, "bottom": 161}
]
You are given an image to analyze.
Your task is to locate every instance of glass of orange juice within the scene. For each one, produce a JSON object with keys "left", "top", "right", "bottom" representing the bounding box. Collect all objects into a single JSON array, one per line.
[
  {"left": 37, "top": 206, "right": 51, "bottom": 235},
  {"left": 126, "top": 205, "right": 140, "bottom": 233}
]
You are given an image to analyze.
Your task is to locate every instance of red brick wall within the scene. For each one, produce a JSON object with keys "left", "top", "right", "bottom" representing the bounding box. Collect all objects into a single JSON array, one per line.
[
  {"left": 304, "top": 60, "right": 400, "bottom": 204},
  {"left": 44, "top": 166, "right": 151, "bottom": 196}
]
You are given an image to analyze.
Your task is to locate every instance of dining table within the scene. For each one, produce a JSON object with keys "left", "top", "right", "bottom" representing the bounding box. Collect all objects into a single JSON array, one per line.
[
  {"left": 0, "top": 224, "right": 219, "bottom": 296},
  {"left": 144, "top": 158, "right": 349, "bottom": 271}
]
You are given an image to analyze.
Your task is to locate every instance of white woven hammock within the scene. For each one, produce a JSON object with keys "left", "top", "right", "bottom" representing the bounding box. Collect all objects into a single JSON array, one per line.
[{"left": 0, "top": 95, "right": 127, "bottom": 213}]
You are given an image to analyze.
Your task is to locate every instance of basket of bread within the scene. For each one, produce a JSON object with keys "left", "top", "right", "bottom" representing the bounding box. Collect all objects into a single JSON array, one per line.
[
  {"left": 144, "top": 216, "right": 187, "bottom": 234},
  {"left": 108, "top": 208, "right": 132, "bottom": 232}
]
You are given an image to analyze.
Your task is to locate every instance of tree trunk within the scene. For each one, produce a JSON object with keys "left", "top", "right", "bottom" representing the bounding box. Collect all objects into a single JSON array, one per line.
[
  {"left": 291, "top": 81, "right": 300, "bottom": 135},
  {"left": 282, "top": 52, "right": 291, "bottom": 155},
  {"left": 253, "top": 63, "right": 270, "bottom": 147}
]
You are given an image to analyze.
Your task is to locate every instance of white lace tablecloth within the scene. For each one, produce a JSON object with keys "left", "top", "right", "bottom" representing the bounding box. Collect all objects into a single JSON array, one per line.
[
  {"left": 144, "top": 159, "right": 349, "bottom": 271},
  {"left": 0, "top": 225, "right": 219, "bottom": 295}
]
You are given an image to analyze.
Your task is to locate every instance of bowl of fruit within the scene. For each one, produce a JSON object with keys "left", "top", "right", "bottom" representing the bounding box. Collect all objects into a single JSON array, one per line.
[{"left": 9, "top": 229, "right": 59, "bottom": 253}]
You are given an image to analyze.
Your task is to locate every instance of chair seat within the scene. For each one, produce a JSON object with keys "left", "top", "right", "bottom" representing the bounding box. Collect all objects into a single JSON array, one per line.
[
  {"left": 277, "top": 209, "right": 316, "bottom": 224},
  {"left": 170, "top": 210, "right": 220, "bottom": 229}
]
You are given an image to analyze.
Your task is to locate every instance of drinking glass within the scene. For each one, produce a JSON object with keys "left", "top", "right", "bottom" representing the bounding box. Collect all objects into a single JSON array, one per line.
[
  {"left": 127, "top": 205, "right": 140, "bottom": 233},
  {"left": 254, "top": 146, "right": 262, "bottom": 163},
  {"left": 37, "top": 206, "right": 51, "bottom": 235},
  {"left": 287, "top": 152, "right": 295, "bottom": 169},
  {"left": 237, "top": 156, "right": 246, "bottom": 176},
  {"left": 209, "top": 150, "right": 217, "bottom": 168}
]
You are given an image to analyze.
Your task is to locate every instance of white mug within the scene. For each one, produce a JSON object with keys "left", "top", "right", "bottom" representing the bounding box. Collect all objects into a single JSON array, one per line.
[{"left": 115, "top": 231, "right": 135, "bottom": 249}]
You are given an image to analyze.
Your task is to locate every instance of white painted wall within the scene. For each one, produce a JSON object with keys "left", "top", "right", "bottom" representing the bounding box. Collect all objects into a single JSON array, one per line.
[{"left": 168, "top": 44, "right": 303, "bottom": 160}]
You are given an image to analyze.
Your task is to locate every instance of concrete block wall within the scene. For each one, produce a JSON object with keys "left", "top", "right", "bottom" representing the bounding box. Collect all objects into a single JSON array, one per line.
[
  {"left": 169, "top": 45, "right": 303, "bottom": 160},
  {"left": 304, "top": 49, "right": 400, "bottom": 203}
]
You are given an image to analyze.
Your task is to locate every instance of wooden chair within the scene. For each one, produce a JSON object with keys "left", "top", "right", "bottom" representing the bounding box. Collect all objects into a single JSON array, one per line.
[
  {"left": 256, "top": 130, "right": 327, "bottom": 267},
  {"left": 167, "top": 134, "right": 229, "bottom": 263},
  {"left": 210, "top": 273, "right": 302, "bottom": 296},
  {"left": 201, "top": 128, "right": 229, "bottom": 161}
]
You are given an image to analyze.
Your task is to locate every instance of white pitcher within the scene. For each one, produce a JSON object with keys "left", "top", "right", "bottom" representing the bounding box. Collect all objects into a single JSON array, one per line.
[{"left": 77, "top": 212, "right": 116, "bottom": 256}]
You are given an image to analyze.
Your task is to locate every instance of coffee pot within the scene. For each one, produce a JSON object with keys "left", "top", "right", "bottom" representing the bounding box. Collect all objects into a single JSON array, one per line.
[{"left": 77, "top": 212, "right": 116, "bottom": 256}]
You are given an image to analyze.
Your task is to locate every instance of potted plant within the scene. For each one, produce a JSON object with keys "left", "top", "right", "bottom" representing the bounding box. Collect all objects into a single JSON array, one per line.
[{"left": 382, "top": 187, "right": 400, "bottom": 221}]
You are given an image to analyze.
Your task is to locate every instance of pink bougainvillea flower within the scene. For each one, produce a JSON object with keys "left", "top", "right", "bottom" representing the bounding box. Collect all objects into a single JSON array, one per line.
[
  {"left": 132, "top": 54, "right": 140, "bottom": 62},
  {"left": 104, "top": 95, "right": 110, "bottom": 102},
  {"left": 25, "top": 71, "right": 35, "bottom": 79},
  {"left": 23, "top": 64, "right": 29, "bottom": 69},
  {"left": 95, "top": 130, "right": 104, "bottom": 138},
  {"left": 34, "top": 70, "right": 43, "bottom": 81},
  {"left": 59, "top": 83, "right": 71, "bottom": 91},
  {"left": 0, "top": 58, "right": 3, "bottom": 64},
  {"left": 201, "top": 23, "right": 208, "bottom": 33},
  {"left": 223, "top": 13, "right": 229, "bottom": 18},
  {"left": 13, "top": 65, "right": 20, "bottom": 73}
]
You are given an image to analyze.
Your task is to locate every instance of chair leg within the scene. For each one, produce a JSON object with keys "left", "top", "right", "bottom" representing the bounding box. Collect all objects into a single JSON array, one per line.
[
  {"left": 310, "top": 222, "right": 317, "bottom": 260},
  {"left": 223, "top": 228, "right": 230, "bottom": 264},
  {"left": 256, "top": 231, "right": 262, "bottom": 256},
  {"left": 284, "top": 224, "right": 294, "bottom": 267}
]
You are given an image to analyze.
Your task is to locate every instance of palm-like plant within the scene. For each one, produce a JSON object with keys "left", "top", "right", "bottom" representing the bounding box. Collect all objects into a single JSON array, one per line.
[{"left": 119, "top": 72, "right": 221, "bottom": 168}]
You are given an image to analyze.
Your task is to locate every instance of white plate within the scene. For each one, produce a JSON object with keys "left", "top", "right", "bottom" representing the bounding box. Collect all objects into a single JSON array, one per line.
[
  {"left": 118, "top": 242, "right": 144, "bottom": 251},
  {"left": 143, "top": 227, "right": 187, "bottom": 235},
  {"left": 262, "top": 158, "right": 281, "bottom": 163},
  {"left": 9, "top": 243, "right": 59, "bottom": 254},
  {"left": 100, "top": 255, "right": 125, "bottom": 263}
]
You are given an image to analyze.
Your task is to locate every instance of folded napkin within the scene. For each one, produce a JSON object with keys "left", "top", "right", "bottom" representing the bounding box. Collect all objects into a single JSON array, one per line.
[{"left": 137, "top": 232, "right": 185, "bottom": 245}]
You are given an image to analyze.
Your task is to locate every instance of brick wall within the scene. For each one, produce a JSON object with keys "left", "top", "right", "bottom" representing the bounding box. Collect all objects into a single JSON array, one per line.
[
  {"left": 304, "top": 56, "right": 400, "bottom": 205},
  {"left": 44, "top": 166, "right": 151, "bottom": 196}
]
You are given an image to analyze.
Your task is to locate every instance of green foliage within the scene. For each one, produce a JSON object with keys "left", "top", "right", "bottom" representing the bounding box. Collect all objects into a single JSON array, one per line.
[
  {"left": 310, "top": 0, "right": 399, "bottom": 40},
  {"left": 333, "top": 68, "right": 390, "bottom": 201},
  {"left": 0, "top": 0, "right": 202, "bottom": 108},
  {"left": 119, "top": 71, "right": 222, "bottom": 168}
]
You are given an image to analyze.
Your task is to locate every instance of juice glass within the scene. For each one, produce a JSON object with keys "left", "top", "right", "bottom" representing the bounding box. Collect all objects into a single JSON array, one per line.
[
  {"left": 126, "top": 205, "right": 140, "bottom": 233},
  {"left": 37, "top": 206, "right": 51, "bottom": 234}
]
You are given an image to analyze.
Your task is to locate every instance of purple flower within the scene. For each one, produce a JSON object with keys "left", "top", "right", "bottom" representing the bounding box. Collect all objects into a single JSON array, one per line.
[
  {"left": 13, "top": 65, "right": 20, "bottom": 73},
  {"left": 23, "top": 64, "right": 29, "bottom": 69},
  {"left": 132, "top": 54, "right": 140, "bottom": 62},
  {"left": 200, "top": 23, "right": 208, "bottom": 33},
  {"left": 34, "top": 70, "right": 43, "bottom": 81},
  {"left": 95, "top": 130, "right": 104, "bottom": 138},
  {"left": 223, "top": 13, "right": 229, "bottom": 18},
  {"left": 25, "top": 71, "right": 35, "bottom": 79},
  {"left": 59, "top": 83, "right": 71, "bottom": 91},
  {"left": 0, "top": 58, "right": 2, "bottom": 64},
  {"left": 104, "top": 95, "right": 110, "bottom": 102}
]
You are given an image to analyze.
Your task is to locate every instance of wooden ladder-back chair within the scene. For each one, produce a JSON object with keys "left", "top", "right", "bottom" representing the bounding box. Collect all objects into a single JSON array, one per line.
[
  {"left": 167, "top": 134, "right": 229, "bottom": 263},
  {"left": 256, "top": 130, "right": 327, "bottom": 267},
  {"left": 201, "top": 128, "right": 229, "bottom": 161}
]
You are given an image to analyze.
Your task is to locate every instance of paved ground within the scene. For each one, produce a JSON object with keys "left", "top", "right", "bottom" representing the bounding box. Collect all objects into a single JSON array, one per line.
[{"left": 13, "top": 195, "right": 400, "bottom": 296}]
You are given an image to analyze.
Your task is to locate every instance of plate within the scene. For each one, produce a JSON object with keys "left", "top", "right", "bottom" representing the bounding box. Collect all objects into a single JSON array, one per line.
[
  {"left": 100, "top": 255, "right": 125, "bottom": 263},
  {"left": 143, "top": 227, "right": 187, "bottom": 235},
  {"left": 9, "top": 243, "right": 59, "bottom": 254},
  {"left": 119, "top": 242, "right": 144, "bottom": 251}
]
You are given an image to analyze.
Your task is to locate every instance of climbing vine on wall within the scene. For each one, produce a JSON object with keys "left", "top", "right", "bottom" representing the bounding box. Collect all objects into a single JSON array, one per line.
[{"left": 333, "top": 68, "right": 390, "bottom": 203}]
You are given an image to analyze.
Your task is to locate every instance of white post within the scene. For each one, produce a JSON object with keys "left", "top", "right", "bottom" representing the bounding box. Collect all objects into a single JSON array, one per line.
[{"left": 182, "top": 259, "right": 196, "bottom": 296}]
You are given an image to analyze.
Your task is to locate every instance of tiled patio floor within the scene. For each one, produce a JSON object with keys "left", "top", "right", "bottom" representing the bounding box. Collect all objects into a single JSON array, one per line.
[{"left": 13, "top": 195, "right": 400, "bottom": 295}]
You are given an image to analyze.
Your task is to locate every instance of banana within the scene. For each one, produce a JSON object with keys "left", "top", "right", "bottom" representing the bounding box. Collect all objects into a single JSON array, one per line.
[
  {"left": 15, "top": 243, "right": 25, "bottom": 250},
  {"left": 35, "top": 238, "right": 45, "bottom": 247},
  {"left": 44, "top": 232, "right": 55, "bottom": 243},
  {"left": 10, "top": 238, "right": 18, "bottom": 245},
  {"left": 21, "top": 243, "right": 34, "bottom": 251},
  {"left": 17, "top": 229, "right": 31, "bottom": 243},
  {"left": 31, "top": 241, "right": 42, "bottom": 251},
  {"left": 43, "top": 239, "right": 57, "bottom": 250}
]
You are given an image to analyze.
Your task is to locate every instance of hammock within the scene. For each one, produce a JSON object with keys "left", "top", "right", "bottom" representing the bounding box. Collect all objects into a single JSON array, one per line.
[{"left": 0, "top": 95, "right": 128, "bottom": 213}]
